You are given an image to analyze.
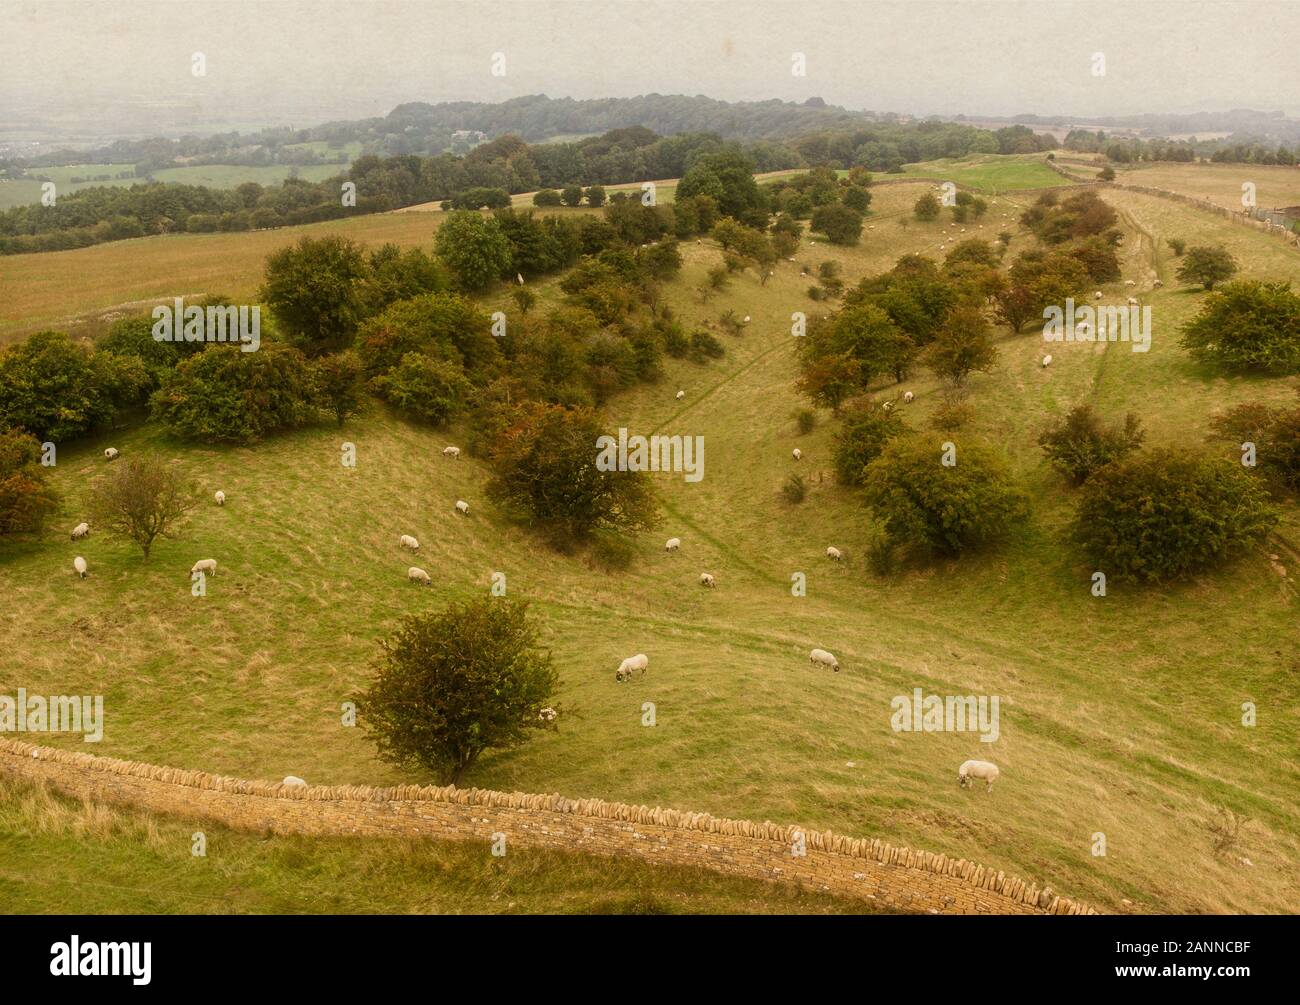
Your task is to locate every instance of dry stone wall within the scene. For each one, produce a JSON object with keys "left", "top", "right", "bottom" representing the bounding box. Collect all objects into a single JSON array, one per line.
[{"left": 0, "top": 738, "right": 1096, "bottom": 915}]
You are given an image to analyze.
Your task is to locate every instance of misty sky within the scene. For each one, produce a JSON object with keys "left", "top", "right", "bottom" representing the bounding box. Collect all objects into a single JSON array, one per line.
[{"left": 3, "top": 0, "right": 1298, "bottom": 138}]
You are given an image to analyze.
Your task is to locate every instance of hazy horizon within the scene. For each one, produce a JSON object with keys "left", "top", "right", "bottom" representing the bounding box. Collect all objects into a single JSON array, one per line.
[{"left": 3, "top": 0, "right": 1299, "bottom": 144}]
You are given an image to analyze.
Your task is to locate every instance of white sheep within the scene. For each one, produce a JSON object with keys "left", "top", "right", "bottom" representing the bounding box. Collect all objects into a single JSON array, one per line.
[
  {"left": 676, "top": 390, "right": 685, "bottom": 400},
  {"left": 792, "top": 448, "right": 802, "bottom": 461},
  {"left": 742, "top": 315, "right": 751, "bottom": 323},
  {"left": 1124, "top": 279, "right": 1136, "bottom": 287},
  {"left": 103, "top": 447, "right": 119, "bottom": 461},
  {"left": 958, "top": 759, "right": 1000, "bottom": 792},
  {"left": 282, "top": 775, "right": 308, "bottom": 787},
  {"left": 408, "top": 566, "right": 432, "bottom": 585},
  {"left": 615, "top": 653, "right": 649, "bottom": 682},
  {"left": 1094, "top": 291, "right": 1103, "bottom": 300},
  {"left": 214, "top": 490, "right": 225, "bottom": 506},
  {"left": 903, "top": 391, "right": 914, "bottom": 403},
  {"left": 809, "top": 648, "right": 840, "bottom": 672},
  {"left": 538, "top": 707, "right": 558, "bottom": 723},
  {"left": 1127, "top": 297, "right": 1138, "bottom": 306},
  {"left": 699, "top": 572, "right": 716, "bottom": 588},
  {"left": 665, "top": 537, "right": 681, "bottom": 552},
  {"left": 1042, "top": 354, "right": 1053, "bottom": 367},
  {"left": 455, "top": 500, "right": 470, "bottom": 515},
  {"left": 443, "top": 446, "right": 461, "bottom": 459},
  {"left": 70, "top": 522, "right": 90, "bottom": 541},
  {"left": 73, "top": 556, "right": 88, "bottom": 579},
  {"left": 1153, "top": 279, "right": 1163, "bottom": 288},
  {"left": 826, "top": 546, "right": 843, "bottom": 561},
  {"left": 399, "top": 534, "right": 420, "bottom": 551},
  {"left": 191, "top": 559, "right": 217, "bottom": 577}
]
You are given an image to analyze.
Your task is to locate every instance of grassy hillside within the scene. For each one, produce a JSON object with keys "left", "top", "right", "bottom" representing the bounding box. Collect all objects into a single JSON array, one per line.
[
  {"left": 1115, "top": 160, "right": 1300, "bottom": 213},
  {"left": 900, "top": 154, "right": 1065, "bottom": 192},
  {"left": 0, "top": 777, "right": 864, "bottom": 914},
  {"left": 1, "top": 178, "right": 1298, "bottom": 914}
]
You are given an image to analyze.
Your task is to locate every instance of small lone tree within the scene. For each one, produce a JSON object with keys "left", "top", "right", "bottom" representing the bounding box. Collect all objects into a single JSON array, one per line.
[
  {"left": 312, "top": 349, "right": 365, "bottom": 427},
  {"left": 1176, "top": 245, "right": 1238, "bottom": 290},
  {"left": 355, "top": 598, "right": 559, "bottom": 785},
  {"left": 91, "top": 454, "right": 196, "bottom": 558},
  {"left": 914, "top": 193, "right": 940, "bottom": 221}
]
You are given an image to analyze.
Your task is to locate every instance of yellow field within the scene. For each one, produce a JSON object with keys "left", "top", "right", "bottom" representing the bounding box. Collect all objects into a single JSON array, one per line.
[{"left": 1116, "top": 161, "right": 1300, "bottom": 213}]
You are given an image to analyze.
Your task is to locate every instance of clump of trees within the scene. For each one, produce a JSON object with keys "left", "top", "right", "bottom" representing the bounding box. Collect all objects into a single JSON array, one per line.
[
  {"left": 863, "top": 436, "right": 1027, "bottom": 557},
  {"left": 1072, "top": 450, "right": 1276, "bottom": 583},
  {"left": 1019, "top": 190, "right": 1118, "bottom": 246},
  {"left": 832, "top": 401, "right": 906, "bottom": 486},
  {"left": 1038, "top": 405, "right": 1145, "bottom": 485},
  {"left": 1180, "top": 281, "right": 1300, "bottom": 372},
  {"left": 1210, "top": 394, "right": 1300, "bottom": 493},
  {"left": 354, "top": 598, "right": 559, "bottom": 786}
]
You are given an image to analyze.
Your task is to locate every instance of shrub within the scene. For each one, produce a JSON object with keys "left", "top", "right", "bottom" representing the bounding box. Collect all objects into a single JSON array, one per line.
[
  {"left": 259, "top": 235, "right": 370, "bottom": 355},
  {"left": 796, "top": 409, "right": 816, "bottom": 434},
  {"left": 781, "top": 472, "right": 807, "bottom": 503},
  {"left": 924, "top": 305, "right": 996, "bottom": 386},
  {"left": 688, "top": 330, "right": 725, "bottom": 362},
  {"left": 0, "top": 427, "right": 58, "bottom": 535},
  {"left": 533, "top": 189, "right": 563, "bottom": 207},
  {"left": 0, "top": 331, "right": 123, "bottom": 441},
  {"left": 434, "top": 211, "right": 513, "bottom": 292},
  {"left": 585, "top": 185, "right": 606, "bottom": 207},
  {"left": 560, "top": 185, "right": 584, "bottom": 207},
  {"left": 1072, "top": 450, "right": 1277, "bottom": 583},
  {"left": 313, "top": 350, "right": 366, "bottom": 427},
  {"left": 914, "top": 193, "right": 940, "bottom": 221},
  {"left": 1167, "top": 237, "right": 1186, "bottom": 256},
  {"left": 1180, "top": 281, "right": 1300, "bottom": 373},
  {"left": 811, "top": 203, "right": 864, "bottom": 245},
  {"left": 371, "top": 352, "right": 472, "bottom": 427},
  {"left": 355, "top": 293, "right": 498, "bottom": 380},
  {"left": 1038, "top": 405, "right": 1144, "bottom": 485},
  {"left": 151, "top": 344, "right": 318, "bottom": 443},
  {"left": 863, "top": 436, "right": 1026, "bottom": 556},
  {"left": 832, "top": 402, "right": 906, "bottom": 486},
  {"left": 90, "top": 453, "right": 197, "bottom": 558},
  {"left": 487, "top": 403, "right": 659, "bottom": 545},
  {"left": 1176, "top": 245, "right": 1238, "bottom": 290},
  {"left": 866, "top": 527, "right": 899, "bottom": 576},
  {"left": 354, "top": 598, "right": 559, "bottom": 785},
  {"left": 1210, "top": 397, "right": 1300, "bottom": 493}
]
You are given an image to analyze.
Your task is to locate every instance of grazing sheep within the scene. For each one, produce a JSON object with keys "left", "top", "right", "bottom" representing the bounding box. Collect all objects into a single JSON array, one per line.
[
  {"left": 455, "top": 500, "right": 470, "bottom": 515},
  {"left": 214, "top": 490, "right": 225, "bottom": 506},
  {"left": 742, "top": 315, "right": 751, "bottom": 323},
  {"left": 282, "top": 776, "right": 308, "bottom": 787},
  {"left": 442, "top": 446, "right": 460, "bottom": 459},
  {"left": 826, "top": 546, "right": 843, "bottom": 561},
  {"left": 675, "top": 390, "right": 685, "bottom": 400},
  {"left": 699, "top": 572, "right": 716, "bottom": 588},
  {"left": 538, "top": 707, "right": 558, "bottom": 723},
  {"left": 407, "top": 566, "right": 432, "bottom": 586},
  {"left": 1094, "top": 291, "right": 1103, "bottom": 300},
  {"left": 191, "top": 559, "right": 217, "bottom": 577},
  {"left": 1127, "top": 297, "right": 1138, "bottom": 306},
  {"left": 792, "top": 448, "right": 802, "bottom": 461},
  {"left": 665, "top": 537, "right": 681, "bottom": 552},
  {"left": 70, "top": 522, "right": 89, "bottom": 541},
  {"left": 1153, "top": 279, "right": 1163, "bottom": 288},
  {"left": 958, "top": 759, "right": 1000, "bottom": 792},
  {"left": 1124, "top": 279, "right": 1136, "bottom": 287},
  {"left": 809, "top": 648, "right": 840, "bottom": 672},
  {"left": 903, "top": 391, "right": 914, "bottom": 403},
  {"left": 103, "top": 447, "right": 119, "bottom": 461},
  {"left": 615, "top": 653, "right": 649, "bottom": 682},
  {"left": 73, "top": 556, "right": 88, "bottom": 579},
  {"left": 399, "top": 534, "right": 420, "bottom": 551},
  {"left": 516, "top": 273, "right": 524, "bottom": 285},
  {"left": 1042, "top": 354, "right": 1053, "bottom": 367}
]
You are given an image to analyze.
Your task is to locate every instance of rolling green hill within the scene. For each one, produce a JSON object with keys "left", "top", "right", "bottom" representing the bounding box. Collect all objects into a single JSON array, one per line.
[{"left": 0, "top": 177, "right": 1297, "bottom": 914}]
